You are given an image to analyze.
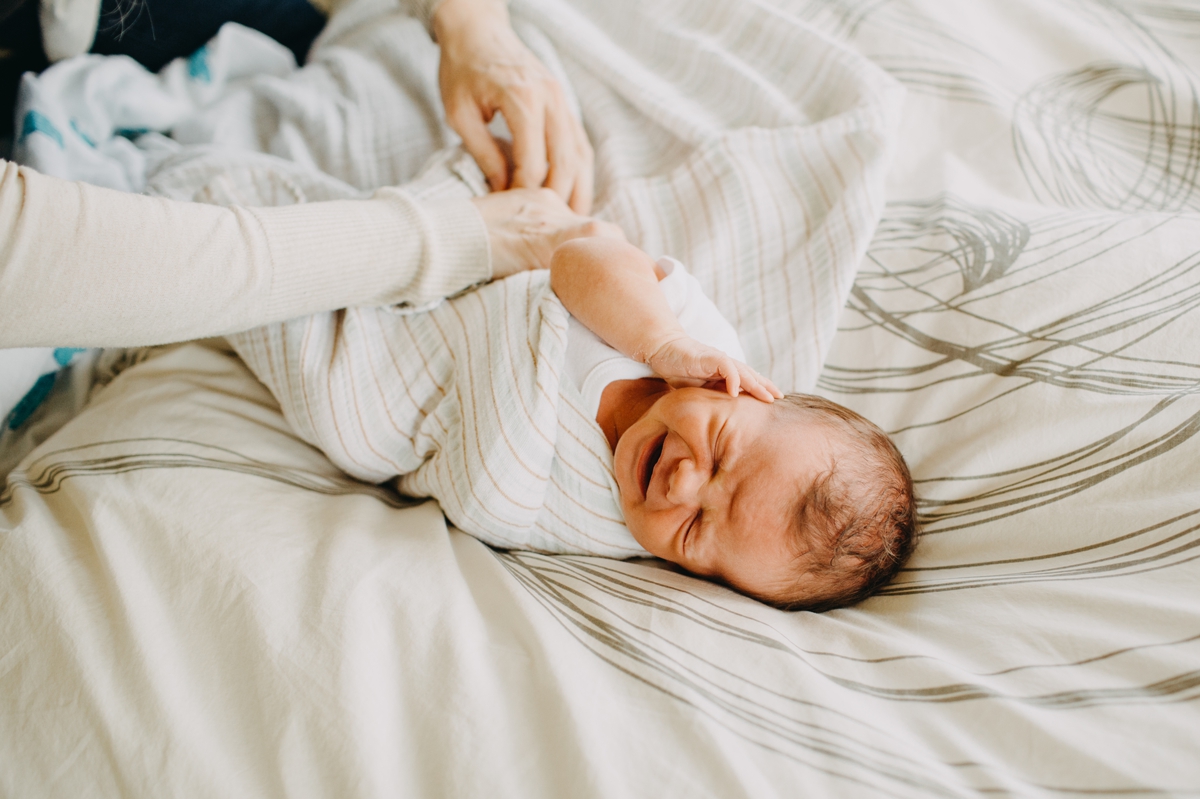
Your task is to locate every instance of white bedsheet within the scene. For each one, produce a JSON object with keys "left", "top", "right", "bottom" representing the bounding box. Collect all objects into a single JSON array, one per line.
[{"left": 4, "top": 0, "right": 1200, "bottom": 796}]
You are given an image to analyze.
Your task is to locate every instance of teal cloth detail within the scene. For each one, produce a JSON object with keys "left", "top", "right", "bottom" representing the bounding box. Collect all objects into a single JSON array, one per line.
[
  {"left": 188, "top": 46, "right": 212, "bottom": 83},
  {"left": 19, "top": 111, "right": 64, "bottom": 149},
  {"left": 6, "top": 372, "right": 56, "bottom": 431},
  {"left": 115, "top": 128, "right": 150, "bottom": 140},
  {"left": 54, "top": 347, "right": 83, "bottom": 367},
  {"left": 69, "top": 119, "right": 96, "bottom": 147}
]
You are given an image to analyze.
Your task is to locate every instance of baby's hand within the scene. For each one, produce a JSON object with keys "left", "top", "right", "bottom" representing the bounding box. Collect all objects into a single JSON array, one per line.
[{"left": 644, "top": 334, "right": 782, "bottom": 402}]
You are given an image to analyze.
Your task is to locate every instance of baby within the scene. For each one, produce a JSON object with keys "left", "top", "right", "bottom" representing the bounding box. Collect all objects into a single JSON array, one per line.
[
  {"left": 550, "top": 236, "right": 917, "bottom": 611},
  {"left": 232, "top": 233, "right": 916, "bottom": 612}
]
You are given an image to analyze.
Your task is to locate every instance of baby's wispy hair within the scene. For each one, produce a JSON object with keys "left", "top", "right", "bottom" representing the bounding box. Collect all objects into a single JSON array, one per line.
[{"left": 772, "top": 393, "right": 918, "bottom": 613}]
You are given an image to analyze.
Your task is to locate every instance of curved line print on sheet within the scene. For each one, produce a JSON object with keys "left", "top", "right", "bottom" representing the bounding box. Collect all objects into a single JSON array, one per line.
[
  {"left": 869, "top": 57, "right": 1004, "bottom": 106},
  {"left": 1118, "top": 1, "right": 1200, "bottom": 39},
  {"left": 495, "top": 551, "right": 1199, "bottom": 798},
  {"left": 4, "top": 430, "right": 1193, "bottom": 796},
  {"left": 828, "top": 195, "right": 1200, "bottom": 397},
  {"left": 1013, "top": 0, "right": 1200, "bottom": 212},
  {"left": 816, "top": 195, "right": 1200, "bottom": 596},
  {"left": 15, "top": 434, "right": 1197, "bottom": 716},
  {"left": 0, "top": 438, "right": 423, "bottom": 509},
  {"left": 780, "top": 0, "right": 1013, "bottom": 106}
]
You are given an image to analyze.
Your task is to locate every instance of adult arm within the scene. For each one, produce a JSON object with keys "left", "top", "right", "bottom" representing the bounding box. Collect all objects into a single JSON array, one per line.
[
  {"left": 0, "top": 160, "right": 488, "bottom": 348},
  {"left": 0, "top": 161, "right": 613, "bottom": 348}
]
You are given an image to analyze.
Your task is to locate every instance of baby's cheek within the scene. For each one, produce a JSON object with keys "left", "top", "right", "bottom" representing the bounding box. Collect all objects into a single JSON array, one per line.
[
  {"left": 623, "top": 512, "right": 649, "bottom": 547},
  {"left": 623, "top": 512, "right": 666, "bottom": 558}
]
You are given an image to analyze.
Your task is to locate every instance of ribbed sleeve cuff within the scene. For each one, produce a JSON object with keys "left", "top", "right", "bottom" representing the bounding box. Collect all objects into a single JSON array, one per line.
[
  {"left": 421, "top": 0, "right": 511, "bottom": 38},
  {"left": 407, "top": 0, "right": 445, "bottom": 31},
  {"left": 384, "top": 188, "right": 492, "bottom": 305},
  {"left": 253, "top": 189, "right": 490, "bottom": 322}
]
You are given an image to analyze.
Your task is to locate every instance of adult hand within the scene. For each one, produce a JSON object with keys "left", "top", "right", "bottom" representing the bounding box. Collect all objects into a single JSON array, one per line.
[
  {"left": 433, "top": 0, "right": 595, "bottom": 213},
  {"left": 472, "top": 188, "right": 622, "bottom": 279}
]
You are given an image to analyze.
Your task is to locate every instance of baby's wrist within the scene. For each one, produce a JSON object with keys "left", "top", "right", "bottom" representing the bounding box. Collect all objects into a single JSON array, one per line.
[{"left": 636, "top": 329, "right": 689, "bottom": 365}]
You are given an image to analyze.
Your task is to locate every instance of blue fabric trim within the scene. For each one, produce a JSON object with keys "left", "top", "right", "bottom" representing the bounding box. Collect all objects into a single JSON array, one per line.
[
  {"left": 188, "top": 45, "right": 212, "bottom": 83},
  {"left": 19, "top": 110, "right": 64, "bottom": 149},
  {"left": 6, "top": 372, "right": 57, "bottom": 431},
  {"left": 54, "top": 347, "right": 84, "bottom": 367},
  {"left": 69, "top": 119, "right": 97, "bottom": 148}
]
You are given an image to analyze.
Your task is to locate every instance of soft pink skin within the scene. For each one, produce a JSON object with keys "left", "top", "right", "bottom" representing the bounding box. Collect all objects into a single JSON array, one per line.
[
  {"left": 434, "top": 0, "right": 595, "bottom": 212},
  {"left": 605, "top": 383, "right": 839, "bottom": 600},
  {"left": 550, "top": 238, "right": 782, "bottom": 404}
]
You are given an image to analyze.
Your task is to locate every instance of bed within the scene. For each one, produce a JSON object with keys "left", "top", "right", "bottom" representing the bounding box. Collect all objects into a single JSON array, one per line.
[{"left": 3, "top": 0, "right": 1200, "bottom": 796}]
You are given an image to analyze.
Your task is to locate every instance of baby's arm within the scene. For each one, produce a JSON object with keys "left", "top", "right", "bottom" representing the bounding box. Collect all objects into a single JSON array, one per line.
[{"left": 550, "top": 237, "right": 779, "bottom": 401}]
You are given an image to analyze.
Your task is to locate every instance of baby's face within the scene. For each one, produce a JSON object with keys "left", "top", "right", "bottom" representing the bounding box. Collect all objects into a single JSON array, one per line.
[{"left": 613, "top": 387, "right": 839, "bottom": 601}]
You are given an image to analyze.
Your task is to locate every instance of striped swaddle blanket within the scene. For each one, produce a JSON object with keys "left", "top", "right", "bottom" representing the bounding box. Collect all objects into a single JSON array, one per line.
[{"left": 231, "top": 268, "right": 644, "bottom": 557}]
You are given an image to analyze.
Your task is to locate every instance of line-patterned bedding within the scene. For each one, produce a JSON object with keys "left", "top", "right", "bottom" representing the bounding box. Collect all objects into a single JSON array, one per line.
[{"left": 4, "top": 0, "right": 1200, "bottom": 796}]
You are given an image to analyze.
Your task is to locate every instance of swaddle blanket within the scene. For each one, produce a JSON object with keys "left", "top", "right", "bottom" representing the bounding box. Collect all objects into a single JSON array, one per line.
[{"left": 230, "top": 155, "right": 640, "bottom": 555}]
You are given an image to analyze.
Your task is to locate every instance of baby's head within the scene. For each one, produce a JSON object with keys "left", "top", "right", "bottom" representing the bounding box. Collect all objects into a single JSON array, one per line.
[{"left": 613, "top": 386, "right": 916, "bottom": 611}]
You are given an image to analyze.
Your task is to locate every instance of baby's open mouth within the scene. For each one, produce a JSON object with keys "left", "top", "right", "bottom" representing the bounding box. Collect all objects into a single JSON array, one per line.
[{"left": 638, "top": 433, "right": 667, "bottom": 500}]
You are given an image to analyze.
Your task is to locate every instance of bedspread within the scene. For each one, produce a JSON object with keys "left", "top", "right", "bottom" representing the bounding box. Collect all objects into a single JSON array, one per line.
[{"left": 4, "top": 0, "right": 1200, "bottom": 797}]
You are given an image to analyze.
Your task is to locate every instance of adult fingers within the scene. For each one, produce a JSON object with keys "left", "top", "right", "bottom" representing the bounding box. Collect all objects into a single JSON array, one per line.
[
  {"left": 544, "top": 97, "right": 594, "bottom": 214},
  {"left": 558, "top": 217, "right": 624, "bottom": 248},
  {"left": 567, "top": 139, "right": 595, "bottom": 215},
  {"left": 503, "top": 90, "right": 549, "bottom": 191},
  {"left": 449, "top": 100, "right": 510, "bottom": 192}
]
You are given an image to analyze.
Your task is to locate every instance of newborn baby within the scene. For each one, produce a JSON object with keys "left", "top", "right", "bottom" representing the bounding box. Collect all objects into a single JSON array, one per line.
[
  {"left": 232, "top": 235, "right": 916, "bottom": 611},
  {"left": 551, "top": 236, "right": 916, "bottom": 611}
]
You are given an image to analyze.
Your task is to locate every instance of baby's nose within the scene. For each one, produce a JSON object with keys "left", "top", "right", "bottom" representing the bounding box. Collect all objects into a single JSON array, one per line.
[{"left": 666, "top": 458, "right": 705, "bottom": 504}]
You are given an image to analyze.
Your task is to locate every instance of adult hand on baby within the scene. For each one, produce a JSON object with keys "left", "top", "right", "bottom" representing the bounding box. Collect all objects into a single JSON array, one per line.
[
  {"left": 645, "top": 334, "right": 783, "bottom": 403},
  {"left": 433, "top": 0, "right": 595, "bottom": 213},
  {"left": 473, "top": 188, "right": 624, "bottom": 278}
]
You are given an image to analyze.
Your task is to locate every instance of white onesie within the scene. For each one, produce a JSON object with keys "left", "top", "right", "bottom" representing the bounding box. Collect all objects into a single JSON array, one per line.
[{"left": 564, "top": 256, "right": 746, "bottom": 419}]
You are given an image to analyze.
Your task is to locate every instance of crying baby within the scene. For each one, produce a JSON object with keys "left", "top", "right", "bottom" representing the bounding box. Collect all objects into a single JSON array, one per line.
[{"left": 233, "top": 234, "right": 916, "bottom": 612}]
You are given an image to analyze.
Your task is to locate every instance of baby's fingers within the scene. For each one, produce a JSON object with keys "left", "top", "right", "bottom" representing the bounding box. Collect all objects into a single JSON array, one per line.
[
  {"left": 758, "top": 372, "right": 784, "bottom": 399},
  {"left": 717, "top": 358, "right": 742, "bottom": 398},
  {"left": 735, "top": 364, "right": 781, "bottom": 403},
  {"left": 741, "top": 376, "right": 775, "bottom": 403}
]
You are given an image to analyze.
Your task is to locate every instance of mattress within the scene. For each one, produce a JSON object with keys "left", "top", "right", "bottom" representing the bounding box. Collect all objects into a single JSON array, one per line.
[{"left": 3, "top": 0, "right": 1200, "bottom": 796}]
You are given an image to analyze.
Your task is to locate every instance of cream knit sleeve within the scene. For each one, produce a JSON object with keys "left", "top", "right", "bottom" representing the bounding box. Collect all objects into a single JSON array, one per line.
[
  {"left": 0, "top": 161, "right": 491, "bottom": 348},
  {"left": 307, "top": 0, "right": 447, "bottom": 30}
]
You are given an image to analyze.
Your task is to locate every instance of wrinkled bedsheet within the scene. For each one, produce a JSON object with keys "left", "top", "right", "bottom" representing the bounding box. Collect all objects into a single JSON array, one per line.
[{"left": 4, "top": 0, "right": 1200, "bottom": 796}]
